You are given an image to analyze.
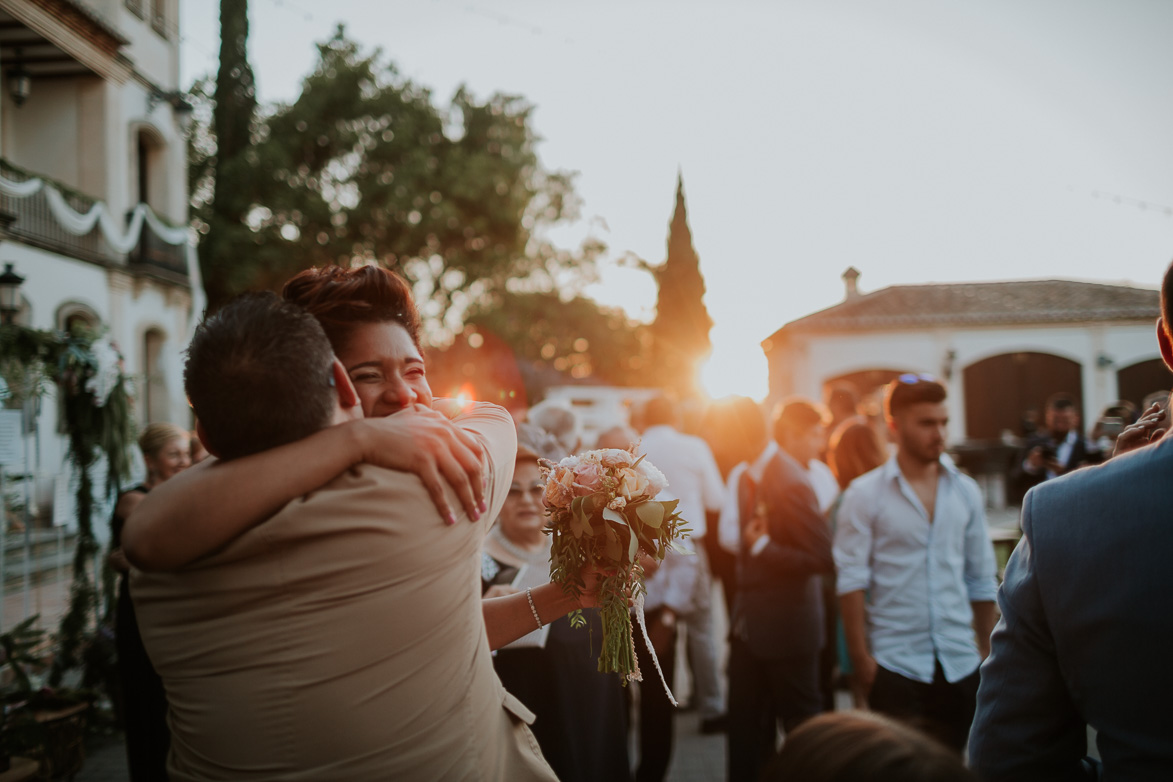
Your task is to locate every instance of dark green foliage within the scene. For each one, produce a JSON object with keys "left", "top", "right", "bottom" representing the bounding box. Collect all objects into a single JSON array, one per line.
[
  {"left": 462, "top": 290, "right": 654, "bottom": 393},
  {"left": 649, "top": 174, "right": 713, "bottom": 397},
  {"left": 193, "top": 25, "right": 600, "bottom": 324}
]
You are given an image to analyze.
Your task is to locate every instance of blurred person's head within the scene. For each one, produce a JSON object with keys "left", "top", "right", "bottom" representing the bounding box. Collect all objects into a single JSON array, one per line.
[
  {"left": 1104, "top": 399, "right": 1139, "bottom": 425},
  {"left": 498, "top": 424, "right": 554, "bottom": 549},
  {"left": 643, "top": 395, "right": 679, "bottom": 430},
  {"left": 679, "top": 398, "right": 704, "bottom": 436},
  {"left": 527, "top": 401, "right": 580, "bottom": 456},
  {"left": 701, "top": 396, "right": 769, "bottom": 477},
  {"left": 1044, "top": 393, "right": 1078, "bottom": 437},
  {"left": 828, "top": 418, "right": 888, "bottom": 490},
  {"left": 139, "top": 423, "right": 192, "bottom": 485},
  {"left": 282, "top": 265, "right": 431, "bottom": 418},
  {"left": 595, "top": 425, "right": 638, "bottom": 451},
  {"left": 825, "top": 383, "right": 861, "bottom": 428},
  {"left": 764, "top": 711, "right": 978, "bottom": 782},
  {"left": 884, "top": 375, "right": 948, "bottom": 465},
  {"left": 773, "top": 398, "right": 827, "bottom": 466},
  {"left": 186, "top": 292, "right": 359, "bottom": 460}
]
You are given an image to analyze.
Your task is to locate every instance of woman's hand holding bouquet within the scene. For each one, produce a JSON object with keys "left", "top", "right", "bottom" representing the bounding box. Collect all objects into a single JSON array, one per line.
[{"left": 542, "top": 446, "right": 688, "bottom": 684}]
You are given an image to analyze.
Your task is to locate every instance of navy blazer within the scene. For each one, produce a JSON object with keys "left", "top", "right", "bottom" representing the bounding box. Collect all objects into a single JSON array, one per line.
[
  {"left": 732, "top": 449, "right": 834, "bottom": 660},
  {"left": 970, "top": 435, "right": 1173, "bottom": 781}
]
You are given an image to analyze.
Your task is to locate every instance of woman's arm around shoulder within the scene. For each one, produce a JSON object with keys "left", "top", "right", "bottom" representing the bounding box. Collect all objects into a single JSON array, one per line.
[{"left": 124, "top": 408, "right": 489, "bottom": 571}]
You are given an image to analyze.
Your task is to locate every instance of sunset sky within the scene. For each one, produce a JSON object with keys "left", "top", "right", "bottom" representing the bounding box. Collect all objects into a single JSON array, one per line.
[{"left": 180, "top": 0, "right": 1173, "bottom": 399}]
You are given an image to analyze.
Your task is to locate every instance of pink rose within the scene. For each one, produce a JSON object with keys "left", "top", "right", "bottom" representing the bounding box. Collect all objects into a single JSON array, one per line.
[{"left": 572, "top": 462, "right": 605, "bottom": 495}]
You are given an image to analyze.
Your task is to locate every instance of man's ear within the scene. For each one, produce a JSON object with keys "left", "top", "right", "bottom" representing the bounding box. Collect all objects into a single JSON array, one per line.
[
  {"left": 194, "top": 420, "right": 221, "bottom": 459},
  {"left": 1158, "top": 318, "right": 1173, "bottom": 373},
  {"left": 331, "top": 358, "right": 361, "bottom": 413}
]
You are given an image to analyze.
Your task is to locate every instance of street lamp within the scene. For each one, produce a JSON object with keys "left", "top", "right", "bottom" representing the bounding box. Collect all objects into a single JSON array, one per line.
[
  {"left": 7, "top": 50, "right": 30, "bottom": 107},
  {"left": 148, "top": 89, "right": 195, "bottom": 131},
  {"left": 0, "top": 262, "right": 25, "bottom": 324}
]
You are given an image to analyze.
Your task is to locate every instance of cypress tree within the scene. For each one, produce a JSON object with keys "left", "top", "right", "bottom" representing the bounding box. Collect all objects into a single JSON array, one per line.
[
  {"left": 650, "top": 172, "right": 713, "bottom": 397},
  {"left": 200, "top": 0, "right": 257, "bottom": 312}
]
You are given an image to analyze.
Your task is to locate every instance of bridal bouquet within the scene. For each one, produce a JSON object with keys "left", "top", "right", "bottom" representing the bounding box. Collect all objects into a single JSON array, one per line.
[{"left": 542, "top": 447, "right": 688, "bottom": 684}]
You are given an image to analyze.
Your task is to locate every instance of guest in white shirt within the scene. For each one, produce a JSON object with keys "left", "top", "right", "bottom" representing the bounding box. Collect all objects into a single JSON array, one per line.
[
  {"left": 636, "top": 396, "right": 727, "bottom": 737},
  {"left": 835, "top": 375, "right": 998, "bottom": 753}
]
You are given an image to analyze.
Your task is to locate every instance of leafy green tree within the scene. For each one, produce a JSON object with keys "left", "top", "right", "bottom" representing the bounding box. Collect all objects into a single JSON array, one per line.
[
  {"left": 466, "top": 289, "right": 652, "bottom": 381},
  {"left": 191, "top": 27, "right": 601, "bottom": 326},
  {"left": 424, "top": 289, "right": 653, "bottom": 409},
  {"left": 647, "top": 173, "right": 713, "bottom": 397}
]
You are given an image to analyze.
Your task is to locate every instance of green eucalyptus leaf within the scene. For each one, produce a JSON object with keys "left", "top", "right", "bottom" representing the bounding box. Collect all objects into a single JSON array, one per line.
[
  {"left": 625, "top": 523, "right": 639, "bottom": 563},
  {"left": 635, "top": 501, "right": 665, "bottom": 529},
  {"left": 604, "top": 526, "right": 621, "bottom": 561},
  {"left": 602, "top": 507, "right": 626, "bottom": 526}
]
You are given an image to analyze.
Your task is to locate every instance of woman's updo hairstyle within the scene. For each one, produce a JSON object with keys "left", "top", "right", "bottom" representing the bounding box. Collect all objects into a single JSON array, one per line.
[{"left": 281, "top": 265, "right": 422, "bottom": 354}]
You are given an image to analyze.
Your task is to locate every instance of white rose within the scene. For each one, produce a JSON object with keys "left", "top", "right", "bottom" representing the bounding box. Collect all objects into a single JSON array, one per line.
[{"left": 636, "top": 459, "right": 669, "bottom": 497}]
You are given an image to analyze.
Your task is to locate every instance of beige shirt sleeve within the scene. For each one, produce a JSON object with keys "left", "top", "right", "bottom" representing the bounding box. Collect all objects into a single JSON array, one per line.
[{"left": 453, "top": 402, "right": 518, "bottom": 531}]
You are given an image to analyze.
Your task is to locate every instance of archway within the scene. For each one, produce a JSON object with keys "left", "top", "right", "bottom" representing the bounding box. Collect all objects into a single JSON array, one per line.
[
  {"left": 1116, "top": 358, "right": 1172, "bottom": 412},
  {"left": 962, "top": 352, "right": 1083, "bottom": 441}
]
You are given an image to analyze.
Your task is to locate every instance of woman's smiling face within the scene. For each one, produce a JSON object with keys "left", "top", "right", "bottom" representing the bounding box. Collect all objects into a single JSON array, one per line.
[{"left": 337, "top": 321, "right": 434, "bottom": 418}]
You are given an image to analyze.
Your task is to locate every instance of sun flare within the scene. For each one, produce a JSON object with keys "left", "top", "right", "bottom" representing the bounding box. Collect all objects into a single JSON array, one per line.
[{"left": 699, "top": 341, "right": 770, "bottom": 402}]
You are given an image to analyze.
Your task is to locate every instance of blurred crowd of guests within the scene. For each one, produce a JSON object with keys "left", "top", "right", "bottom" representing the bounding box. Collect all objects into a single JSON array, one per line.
[
  {"left": 486, "top": 378, "right": 983, "bottom": 782},
  {"left": 499, "top": 369, "right": 1171, "bottom": 782},
  {"left": 106, "top": 349, "right": 1171, "bottom": 782}
]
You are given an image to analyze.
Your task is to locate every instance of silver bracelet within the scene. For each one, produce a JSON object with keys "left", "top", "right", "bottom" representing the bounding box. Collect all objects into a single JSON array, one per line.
[{"left": 525, "top": 587, "right": 543, "bottom": 630}]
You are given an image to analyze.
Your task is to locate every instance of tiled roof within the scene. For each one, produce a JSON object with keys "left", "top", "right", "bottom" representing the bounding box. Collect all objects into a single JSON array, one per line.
[{"left": 774, "top": 279, "right": 1159, "bottom": 336}]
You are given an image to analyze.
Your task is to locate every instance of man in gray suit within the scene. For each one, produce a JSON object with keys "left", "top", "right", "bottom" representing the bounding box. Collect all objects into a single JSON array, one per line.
[{"left": 969, "top": 261, "right": 1173, "bottom": 780}]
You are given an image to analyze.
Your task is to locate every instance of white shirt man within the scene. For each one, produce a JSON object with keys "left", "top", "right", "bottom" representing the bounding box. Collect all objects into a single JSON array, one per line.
[{"left": 834, "top": 376, "right": 997, "bottom": 753}]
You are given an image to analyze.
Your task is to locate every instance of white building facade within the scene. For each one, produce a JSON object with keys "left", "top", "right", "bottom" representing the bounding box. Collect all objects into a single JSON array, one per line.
[
  {"left": 1, "top": 0, "right": 198, "bottom": 529},
  {"left": 763, "top": 270, "right": 1166, "bottom": 445}
]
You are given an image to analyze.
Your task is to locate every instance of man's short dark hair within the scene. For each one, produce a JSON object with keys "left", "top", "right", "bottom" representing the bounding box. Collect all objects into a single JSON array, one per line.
[
  {"left": 772, "top": 398, "right": 827, "bottom": 442},
  {"left": 1045, "top": 393, "right": 1076, "bottom": 412},
  {"left": 884, "top": 376, "right": 947, "bottom": 420},
  {"left": 185, "top": 292, "right": 336, "bottom": 460}
]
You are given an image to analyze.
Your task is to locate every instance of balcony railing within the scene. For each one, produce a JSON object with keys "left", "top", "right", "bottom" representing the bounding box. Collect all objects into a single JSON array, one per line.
[
  {"left": 0, "top": 160, "right": 189, "bottom": 284},
  {"left": 129, "top": 219, "right": 188, "bottom": 279},
  {"left": 0, "top": 163, "right": 116, "bottom": 265}
]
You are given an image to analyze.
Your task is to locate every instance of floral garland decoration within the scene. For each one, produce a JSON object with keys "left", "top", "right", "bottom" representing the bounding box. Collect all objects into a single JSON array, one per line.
[{"left": 0, "top": 323, "right": 134, "bottom": 686}]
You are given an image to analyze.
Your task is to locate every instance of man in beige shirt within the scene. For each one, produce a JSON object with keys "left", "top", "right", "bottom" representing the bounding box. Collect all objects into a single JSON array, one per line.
[{"left": 131, "top": 293, "right": 557, "bottom": 781}]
